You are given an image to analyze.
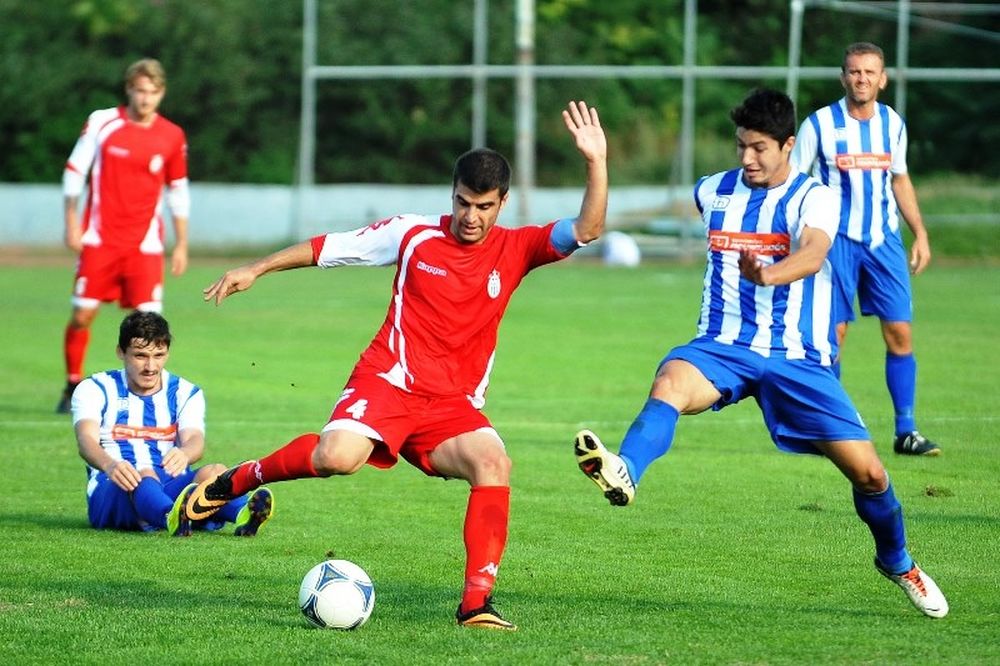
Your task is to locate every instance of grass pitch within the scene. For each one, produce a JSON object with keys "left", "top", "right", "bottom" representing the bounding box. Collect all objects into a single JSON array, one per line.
[{"left": 1, "top": 258, "right": 998, "bottom": 665}]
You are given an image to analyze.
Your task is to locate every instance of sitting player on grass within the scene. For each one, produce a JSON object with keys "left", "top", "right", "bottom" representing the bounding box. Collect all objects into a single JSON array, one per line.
[{"left": 71, "top": 311, "right": 274, "bottom": 537}]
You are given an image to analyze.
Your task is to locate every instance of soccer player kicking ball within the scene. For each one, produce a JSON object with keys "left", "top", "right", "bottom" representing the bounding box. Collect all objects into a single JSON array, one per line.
[
  {"left": 72, "top": 311, "right": 274, "bottom": 537},
  {"left": 575, "top": 89, "right": 947, "bottom": 619},
  {"left": 792, "top": 42, "right": 940, "bottom": 456},
  {"left": 186, "top": 101, "right": 608, "bottom": 630}
]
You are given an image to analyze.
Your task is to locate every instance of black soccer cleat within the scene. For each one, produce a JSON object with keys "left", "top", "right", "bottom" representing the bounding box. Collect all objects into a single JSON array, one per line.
[
  {"left": 893, "top": 431, "right": 941, "bottom": 456},
  {"left": 56, "top": 382, "right": 79, "bottom": 415},
  {"left": 456, "top": 597, "right": 517, "bottom": 631}
]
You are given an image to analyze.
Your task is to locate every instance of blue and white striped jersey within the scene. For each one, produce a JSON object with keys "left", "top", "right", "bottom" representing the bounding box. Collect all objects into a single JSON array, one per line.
[
  {"left": 792, "top": 97, "right": 908, "bottom": 249},
  {"left": 693, "top": 168, "right": 839, "bottom": 365},
  {"left": 72, "top": 369, "right": 205, "bottom": 491}
]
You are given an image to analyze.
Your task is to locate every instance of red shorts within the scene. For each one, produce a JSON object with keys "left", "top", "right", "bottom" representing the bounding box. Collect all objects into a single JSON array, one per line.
[
  {"left": 323, "top": 372, "right": 495, "bottom": 476},
  {"left": 73, "top": 245, "right": 164, "bottom": 310}
]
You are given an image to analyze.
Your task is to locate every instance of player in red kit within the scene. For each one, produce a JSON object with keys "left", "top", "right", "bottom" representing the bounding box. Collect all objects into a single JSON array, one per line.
[
  {"left": 57, "top": 58, "right": 190, "bottom": 413},
  {"left": 186, "top": 101, "right": 607, "bottom": 630}
]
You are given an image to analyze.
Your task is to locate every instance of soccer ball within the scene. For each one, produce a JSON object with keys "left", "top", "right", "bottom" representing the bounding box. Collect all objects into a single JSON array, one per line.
[{"left": 298, "top": 559, "right": 376, "bottom": 629}]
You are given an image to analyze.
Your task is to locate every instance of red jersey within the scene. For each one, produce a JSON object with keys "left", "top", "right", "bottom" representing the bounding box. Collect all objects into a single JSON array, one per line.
[
  {"left": 63, "top": 106, "right": 188, "bottom": 252},
  {"left": 311, "top": 214, "right": 568, "bottom": 406}
]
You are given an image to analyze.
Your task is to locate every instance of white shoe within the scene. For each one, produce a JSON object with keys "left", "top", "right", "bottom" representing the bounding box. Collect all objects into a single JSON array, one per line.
[
  {"left": 876, "top": 559, "right": 949, "bottom": 618},
  {"left": 574, "top": 429, "right": 636, "bottom": 506}
]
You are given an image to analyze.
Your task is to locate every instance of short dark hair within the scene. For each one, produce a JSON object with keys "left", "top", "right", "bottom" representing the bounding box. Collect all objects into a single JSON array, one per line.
[
  {"left": 843, "top": 42, "right": 885, "bottom": 71},
  {"left": 452, "top": 148, "right": 511, "bottom": 197},
  {"left": 118, "top": 311, "right": 172, "bottom": 351},
  {"left": 729, "top": 88, "right": 796, "bottom": 145}
]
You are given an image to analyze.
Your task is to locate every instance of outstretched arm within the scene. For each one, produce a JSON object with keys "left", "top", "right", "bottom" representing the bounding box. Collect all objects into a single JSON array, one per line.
[
  {"left": 562, "top": 101, "right": 608, "bottom": 244},
  {"left": 203, "top": 240, "right": 314, "bottom": 305}
]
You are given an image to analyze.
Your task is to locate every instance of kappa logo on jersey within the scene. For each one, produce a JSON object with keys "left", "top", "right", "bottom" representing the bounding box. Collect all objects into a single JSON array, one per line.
[
  {"left": 708, "top": 230, "right": 790, "bottom": 256},
  {"left": 487, "top": 270, "right": 501, "bottom": 299},
  {"left": 835, "top": 152, "right": 891, "bottom": 171},
  {"left": 355, "top": 217, "right": 395, "bottom": 236},
  {"left": 149, "top": 154, "right": 164, "bottom": 174},
  {"left": 712, "top": 196, "right": 730, "bottom": 210},
  {"left": 117, "top": 397, "right": 130, "bottom": 411},
  {"left": 416, "top": 260, "right": 447, "bottom": 277}
]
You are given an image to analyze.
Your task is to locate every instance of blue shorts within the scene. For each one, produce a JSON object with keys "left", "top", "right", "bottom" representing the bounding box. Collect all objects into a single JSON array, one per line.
[
  {"left": 88, "top": 468, "right": 197, "bottom": 531},
  {"left": 664, "top": 338, "right": 870, "bottom": 455},
  {"left": 829, "top": 234, "right": 912, "bottom": 324}
]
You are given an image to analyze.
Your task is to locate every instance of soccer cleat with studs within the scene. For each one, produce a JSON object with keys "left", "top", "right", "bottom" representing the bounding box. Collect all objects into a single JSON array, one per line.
[
  {"left": 456, "top": 597, "right": 517, "bottom": 631},
  {"left": 875, "top": 559, "right": 949, "bottom": 619},
  {"left": 233, "top": 487, "right": 274, "bottom": 537},
  {"left": 166, "top": 483, "right": 197, "bottom": 537},
  {"left": 893, "top": 431, "right": 941, "bottom": 456},
  {"left": 574, "top": 429, "right": 636, "bottom": 506},
  {"left": 186, "top": 464, "right": 246, "bottom": 521}
]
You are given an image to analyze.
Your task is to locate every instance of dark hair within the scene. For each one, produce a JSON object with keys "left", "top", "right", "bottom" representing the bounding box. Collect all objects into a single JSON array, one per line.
[
  {"left": 118, "top": 311, "right": 172, "bottom": 351},
  {"left": 452, "top": 148, "right": 511, "bottom": 197},
  {"left": 842, "top": 42, "right": 885, "bottom": 71},
  {"left": 729, "top": 88, "right": 796, "bottom": 145}
]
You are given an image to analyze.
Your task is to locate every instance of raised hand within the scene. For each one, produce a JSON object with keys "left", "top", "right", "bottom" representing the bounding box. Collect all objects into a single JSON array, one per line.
[{"left": 562, "top": 101, "right": 607, "bottom": 164}]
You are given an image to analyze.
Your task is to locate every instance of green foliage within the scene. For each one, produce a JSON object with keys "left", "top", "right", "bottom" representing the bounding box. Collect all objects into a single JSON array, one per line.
[
  {"left": 0, "top": 0, "right": 997, "bottom": 185},
  {"left": 0, "top": 260, "right": 998, "bottom": 663}
]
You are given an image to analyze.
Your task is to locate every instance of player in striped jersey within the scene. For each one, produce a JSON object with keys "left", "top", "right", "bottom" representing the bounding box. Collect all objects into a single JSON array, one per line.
[
  {"left": 57, "top": 59, "right": 191, "bottom": 415},
  {"left": 575, "top": 89, "right": 947, "bottom": 618},
  {"left": 792, "top": 42, "right": 939, "bottom": 456},
  {"left": 183, "top": 101, "right": 607, "bottom": 630},
  {"left": 72, "top": 311, "right": 273, "bottom": 537}
]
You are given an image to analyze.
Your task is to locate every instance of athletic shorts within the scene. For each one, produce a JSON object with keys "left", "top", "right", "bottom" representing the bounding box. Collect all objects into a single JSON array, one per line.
[
  {"left": 664, "top": 338, "right": 870, "bottom": 455},
  {"left": 87, "top": 467, "right": 196, "bottom": 531},
  {"left": 73, "top": 245, "right": 164, "bottom": 311},
  {"left": 829, "top": 234, "right": 912, "bottom": 325},
  {"left": 321, "top": 372, "right": 499, "bottom": 477}
]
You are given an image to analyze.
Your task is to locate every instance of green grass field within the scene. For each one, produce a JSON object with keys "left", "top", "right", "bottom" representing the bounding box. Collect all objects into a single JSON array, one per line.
[{"left": 1, "top": 258, "right": 998, "bottom": 664}]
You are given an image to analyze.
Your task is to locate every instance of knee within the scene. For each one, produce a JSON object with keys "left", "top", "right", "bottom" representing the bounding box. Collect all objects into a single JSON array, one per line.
[
  {"left": 70, "top": 308, "right": 98, "bottom": 329},
  {"left": 198, "top": 463, "right": 227, "bottom": 480},
  {"left": 312, "top": 443, "right": 366, "bottom": 476},
  {"left": 474, "top": 449, "right": 512, "bottom": 485},
  {"left": 852, "top": 463, "right": 889, "bottom": 494}
]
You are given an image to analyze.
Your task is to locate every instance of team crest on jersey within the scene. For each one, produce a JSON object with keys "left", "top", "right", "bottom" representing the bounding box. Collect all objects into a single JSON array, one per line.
[
  {"left": 149, "top": 154, "right": 164, "bottom": 174},
  {"left": 487, "top": 270, "right": 501, "bottom": 299},
  {"left": 712, "top": 196, "right": 730, "bottom": 210},
  {"left": 834, "top": 127, "right": 848, "bottom": 141},
  {"left": 118, "top": 398, "right": 130, "bottom": 412}
]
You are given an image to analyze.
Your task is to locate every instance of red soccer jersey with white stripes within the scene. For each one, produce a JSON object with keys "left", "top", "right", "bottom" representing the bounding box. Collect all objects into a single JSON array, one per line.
[
  {"left": 311, "top": 214, "right": 567, "bottom": 405},
  {"left": 64, "top": 106, "right": 188, "bottom": 251}
]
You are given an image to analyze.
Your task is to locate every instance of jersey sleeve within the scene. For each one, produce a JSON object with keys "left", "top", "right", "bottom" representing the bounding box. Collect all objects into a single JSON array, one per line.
[
  {"left": 790, "top": 118, "right": 819, "bottom": 174},
  {"left": 176, "top": 386, "right": 205, "bottom": 434},
  {"left": 798, "top": 183, "right": 839, "bottom": 242},
  {"left": 62, "top": 109, "right": 112, "bottom": 197},
  {"left": 891, "top": 120, "right": 909, "bottom": 175},
  {"left": 70, "top": 377, "right": 107, "bottom": 426},
  {"left": 312, "top": 214, "right": 431, "bottom": 268}
]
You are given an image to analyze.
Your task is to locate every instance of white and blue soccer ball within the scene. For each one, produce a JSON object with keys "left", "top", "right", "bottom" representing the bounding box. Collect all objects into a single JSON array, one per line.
[{"left": 298, "top": 559, "right": 375, "bottom": 629}]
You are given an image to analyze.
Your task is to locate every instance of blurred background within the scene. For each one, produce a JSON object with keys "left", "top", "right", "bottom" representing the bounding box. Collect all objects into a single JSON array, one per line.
[{"left": 0, "top": 0, "right": 997, "bottom": 255}]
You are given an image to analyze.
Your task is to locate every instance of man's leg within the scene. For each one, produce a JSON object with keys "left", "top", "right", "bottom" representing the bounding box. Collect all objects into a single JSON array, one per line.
[
  {"left": 882, "top": 320, "right": 939, "bottom": 455},
  {"left": 430, "top": 431, "right": 516, "bottom": 631},
  {"left": 58, "top": 306, "right": 98, "bottom": 413}
]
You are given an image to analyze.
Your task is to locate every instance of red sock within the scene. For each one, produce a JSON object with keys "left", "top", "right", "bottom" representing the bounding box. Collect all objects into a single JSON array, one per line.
[
  {"left": 460, "top": 485, "right": 510, "bottom": 614},
  {"left": 230, "top": 433, "right": 320, "bottom": 496},
  {"left": 64, "top": 324, "right": 90, "bottom": 384}
]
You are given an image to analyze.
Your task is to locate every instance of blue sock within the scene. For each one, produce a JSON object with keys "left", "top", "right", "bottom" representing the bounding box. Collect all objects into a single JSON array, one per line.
[
  {"left": 618, "top": 398, "right": 679, "bottom": 483},
  {"left": 132, "top": 477, "right": 173, "bottom": 529},
  {"left": 852, "top": 481, "right": 913, "bottom": 574},
  {"left": 215, "top": 495, "right": 248, "bottom": 523},
  {"left": 886, "top": 352, "right": 917, "bottom": 435}
]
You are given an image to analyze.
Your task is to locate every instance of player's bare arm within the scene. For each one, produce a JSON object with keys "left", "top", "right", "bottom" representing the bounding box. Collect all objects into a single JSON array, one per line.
[
  {"left": 162, "top": 428, "right": 204, "bottom": 476},
  {"left": 891, "top": 174, "right": 932, "bottom": 274},
  {"left": 739, "top": 227, "right": 831, "bottom": 287},
  {"left": 562, "top": 101, "right": 608, "bottom": 244},
  {"left": 204, "top": 240, "right": 314, "bottom": 305},
  {"left": 64, "top": 195, "right": 82, "bottom": 253},
  {"left": 170, "top": 215, "right": 190, "bottom": 277},
  {"left": 76, "top": 420, "right": 142, "bottom": 492}
]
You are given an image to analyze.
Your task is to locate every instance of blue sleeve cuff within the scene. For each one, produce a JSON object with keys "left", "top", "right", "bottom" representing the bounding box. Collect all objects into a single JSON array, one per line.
[{"left": 550, "top": 217, "right": 580, "bottom": 254}]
